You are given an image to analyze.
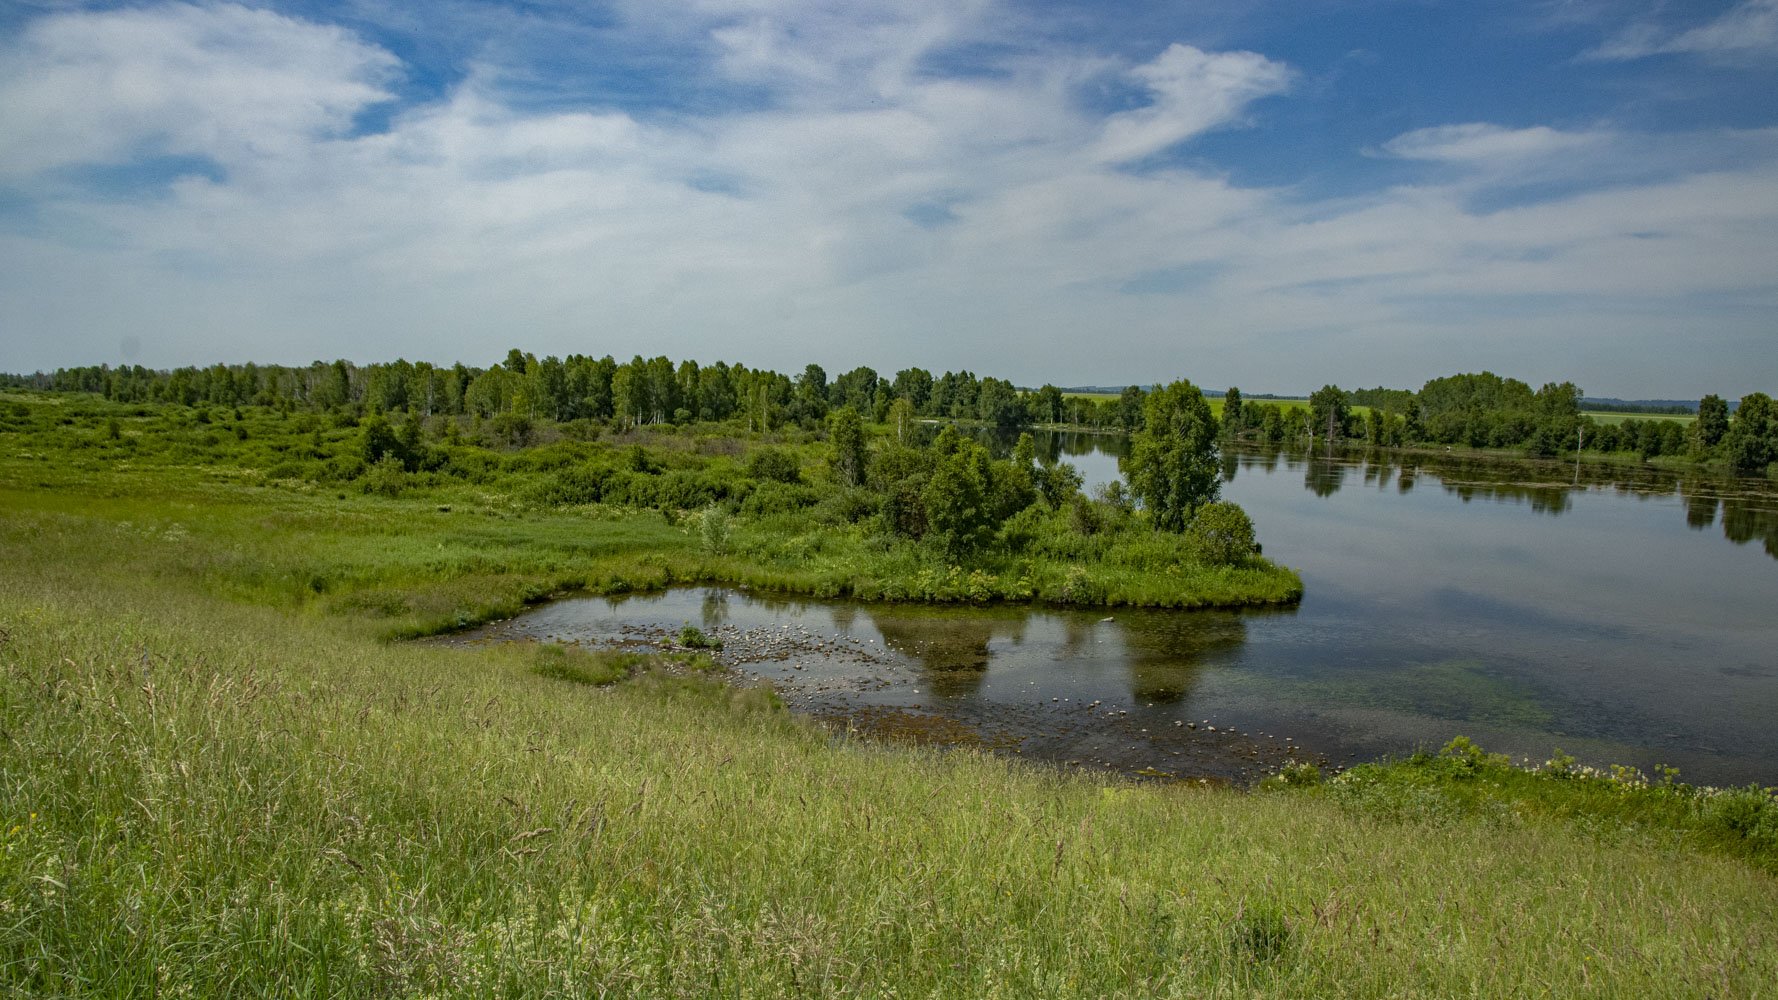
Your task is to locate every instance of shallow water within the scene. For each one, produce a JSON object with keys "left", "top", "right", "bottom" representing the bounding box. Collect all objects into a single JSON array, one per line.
[{"left": 456, "top": 438, "right": 1778, "bottom": 786}]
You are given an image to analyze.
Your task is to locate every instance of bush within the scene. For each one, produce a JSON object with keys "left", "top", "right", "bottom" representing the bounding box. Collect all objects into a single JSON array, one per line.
[
  {"left": 746, "top": 447, "right": 802, "bottom": 483},
  {"left": 698, "top": 504, "right": 732, "bottom": 555},
  {"left": 677, "top": 625, "right": 721, "bottom": 650},
  {"left": 531, "top": 465, "right": 613, "bottom": 506},
  {"left": 741, "top": 480, "right": 820, "bottom": 517},
  {"left": 1185, "top": 501, "right": 1257, "bottom": 565}
]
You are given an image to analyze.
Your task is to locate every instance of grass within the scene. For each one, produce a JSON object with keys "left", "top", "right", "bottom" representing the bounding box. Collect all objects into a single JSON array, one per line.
[
  {"left": 1582, "top": 410, "right": 1696, "bottom": 426},
  {"left": 0, "top": 392, "right": 1301, "bottom": 621},
  {"left": 3, "top": 506, "right": 1776, "bottom": 996},
  {"left": 2, "top": 391, "right": 1776, "bottom": 994}
]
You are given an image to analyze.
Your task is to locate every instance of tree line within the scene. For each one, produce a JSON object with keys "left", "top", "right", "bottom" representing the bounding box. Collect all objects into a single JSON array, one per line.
[
  {"left": 9, "top": 356, "right": 1775, "bottom": 475},
  {"left": 1223, "top": 374, "right": 1777, "bottom": 475},
  {"left": 11, "top": 352, "right": 1151, "bottom": 433}
]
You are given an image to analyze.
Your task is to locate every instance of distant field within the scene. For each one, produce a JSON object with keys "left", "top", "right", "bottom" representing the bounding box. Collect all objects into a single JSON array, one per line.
[{"left": 1583, "top": 410, "right": 1695, "bottom": 426}]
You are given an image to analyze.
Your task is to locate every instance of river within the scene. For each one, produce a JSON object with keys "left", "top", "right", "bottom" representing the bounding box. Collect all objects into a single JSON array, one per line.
[{"left": 451, "top": 433, "right": 1778, "bottom": 787}]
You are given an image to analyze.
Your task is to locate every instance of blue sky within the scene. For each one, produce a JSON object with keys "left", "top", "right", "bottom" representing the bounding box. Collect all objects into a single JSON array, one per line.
[{"left": 2, "top": 0, "right": 1775, "bottom": 396}]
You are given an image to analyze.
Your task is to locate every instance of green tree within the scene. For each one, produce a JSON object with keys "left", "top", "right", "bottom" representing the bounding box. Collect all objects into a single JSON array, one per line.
[
  {"left": 977, "top": 377, "right": 1025, "bottom": 428},
  {"left": 1308, "top": 385, "right": 1349, "bottom": 443},
  {"left": 888, "top": 397, "right": 915, "bottom": 444},
  {"left": 1126, "top": 379, "right": 1221, "bottom": 532},
  {"left": 793, "top": 364, "right": 828, "bottom": 426},
  {"left": 1185, "top": 501, "right": 1257, "bottom": 565},
  {"left": 1116, "top": 385, "right": 1147, "bottom": 432},
  {"left": 923, "top": 438, "right": 996, "bottom": 560},
  {"left": 829, "top": 406, "right": 867, "bottom": 486},
  {"left": 1726, "top": 392, "right": 1775, "bottom": 474},
  {"left": 1223, "top": 386, "right": 1243, "bottom": 434},
  {"left": 1697, "top": 394, "right": 1730, "bottom": 449}
]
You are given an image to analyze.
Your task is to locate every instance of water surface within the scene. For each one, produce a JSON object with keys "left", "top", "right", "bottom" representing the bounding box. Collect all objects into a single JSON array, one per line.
[{"left": 458, "top": 437, "right": 1778, "bottom": 786}]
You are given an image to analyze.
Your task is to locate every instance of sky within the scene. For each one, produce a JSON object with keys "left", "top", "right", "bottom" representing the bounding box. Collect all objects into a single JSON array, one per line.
[{"left": 1, "top": 0, "right": 1775, "bottom": 397}]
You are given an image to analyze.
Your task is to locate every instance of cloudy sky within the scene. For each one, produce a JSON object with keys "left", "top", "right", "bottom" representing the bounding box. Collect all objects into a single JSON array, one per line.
[{"left": 2, "top": 0, "right": 1775, "bottom": 397}]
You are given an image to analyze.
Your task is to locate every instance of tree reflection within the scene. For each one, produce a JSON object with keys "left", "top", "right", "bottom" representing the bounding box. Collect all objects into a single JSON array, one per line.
[
  {"left": 1722, "top": 494, "right": 1778, "bottom": 559},
  {"left": 700, "top": 589, "right": 731, "bottom": 629},
  {"left": 1113, "top": 609, "right": 1255, "bottom": 704},
  {"left": 862, "top": 605, "right": 1030, "bottom": 697},
  {"left": 1305, "top": 454, "right": 1346, "bottom": 498},
  {"left": 1683, "top": 482, "right": 1719, "bottom": 530}
]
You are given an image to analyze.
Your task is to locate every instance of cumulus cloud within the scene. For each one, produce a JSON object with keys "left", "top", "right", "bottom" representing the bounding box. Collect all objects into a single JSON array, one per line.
[
  {"left": 0, "top": 3, "right": 398, "bottom": 178},
  {"left": 0, "top": 1, "right": 1773, "bottom": 397}
]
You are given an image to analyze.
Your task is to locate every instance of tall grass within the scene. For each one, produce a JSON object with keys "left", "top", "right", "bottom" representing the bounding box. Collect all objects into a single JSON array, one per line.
[{"left": 2, "top": 482, "right": 1777, "bottom": 995}]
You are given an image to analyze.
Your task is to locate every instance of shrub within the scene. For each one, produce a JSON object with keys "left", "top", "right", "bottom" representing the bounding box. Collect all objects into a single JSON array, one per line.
[
  {"left": 1185, "top": 501, "right": 1257, "bottom": 565},
  {"left": 746, "top": 447, "right": 802, "bottom": 483},
  {"left": 359, "top": 456, "right": 409, "bottom": 497},
  {"left": 741, "top": 481, "right": 820, "bottom": 517},
  {"left": 698, "top": 504, "right": 732, "bottom": 555},
  {"left": 531, "top": 465, "right": 613, "bottom": 506},
  {"left": 677, "top": 625, "right": 721, "bottom": 650}
]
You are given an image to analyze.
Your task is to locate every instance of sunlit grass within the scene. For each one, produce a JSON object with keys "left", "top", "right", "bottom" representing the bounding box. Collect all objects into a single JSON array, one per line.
[
  {"left": 1, "top": 499, "right": 1774, "bottom": 996},
  {"left": 1, "top": 390, "right": 1775, "bottom": 995}
]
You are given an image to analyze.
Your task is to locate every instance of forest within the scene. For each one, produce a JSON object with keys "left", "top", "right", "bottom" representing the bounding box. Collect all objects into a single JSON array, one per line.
[{"left": 12, "top": 355, "right": 1775, "bottom": 475}]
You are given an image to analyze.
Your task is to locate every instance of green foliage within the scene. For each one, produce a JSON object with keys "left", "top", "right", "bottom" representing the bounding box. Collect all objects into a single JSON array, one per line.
[
  {"left": 1727, "top": 392, "right": 1776, "bottom": 474},
  {"left": 677, "top": 624, "right": 721, "bottom": 649},
  {"left": 1126, "top": 380, "right": 1221, "bottom": 532},
  {"left": 698, "top": 503, "right": 732, "bottom": 555},
  {"left": 828, "top": 405, "right": 867, "bottom": 486},
  {"left": 746, "top": 446, "right": 802, "bottom": 483},
  {"left": 1697, "top": 394, "right": 1730, "bottom": 448},
  {"left": 922, "top": 437, "right": 997, "bottom": 561},
  {"left": 1308, "top": 384, "right": 1349, "bottom": 442},
  {"left": 1221, "top": 386, "right": 1243, "bottom": 433},
  {"left": 1185, "top": 501, "right": 1257, "bottom": 565}
]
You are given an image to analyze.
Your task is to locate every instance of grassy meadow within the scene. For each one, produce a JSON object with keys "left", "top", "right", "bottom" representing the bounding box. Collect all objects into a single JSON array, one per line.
[{"left": 3, "top": 390, "right": 1777, "bottom": 996}]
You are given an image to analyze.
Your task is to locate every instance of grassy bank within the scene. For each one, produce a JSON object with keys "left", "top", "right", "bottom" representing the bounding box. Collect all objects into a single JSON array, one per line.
[
  {"left": 0, "top": 392, "right": 1300, "bottom": 622},
  {"left": 3, "top": 493, "right": 1777, "bottom": 997}
]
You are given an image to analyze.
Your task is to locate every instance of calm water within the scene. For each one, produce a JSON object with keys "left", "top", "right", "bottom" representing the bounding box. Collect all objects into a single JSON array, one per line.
[{"left": 459, "top": 435, "right": 1778, "bottom": 786}]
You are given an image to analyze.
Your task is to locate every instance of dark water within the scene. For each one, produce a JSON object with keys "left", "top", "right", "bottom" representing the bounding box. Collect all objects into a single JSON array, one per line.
[{"left": 458, "top": 435, "right": 1778, "bottom": 787}]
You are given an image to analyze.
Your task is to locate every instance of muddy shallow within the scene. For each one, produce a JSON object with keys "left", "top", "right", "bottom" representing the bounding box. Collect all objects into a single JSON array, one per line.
[{"left": 441, "top": 589, "right": 1330, "bottom": 784}]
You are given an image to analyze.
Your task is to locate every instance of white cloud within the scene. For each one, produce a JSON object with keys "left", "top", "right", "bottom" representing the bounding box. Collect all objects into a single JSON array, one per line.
[
  {"left": 1585, "top": 0, "right": 1778, "bottom": 60},
  {"left": 0, "top": 3, "right": 398, "bottom": 178},
  {"left": 0, "top": 2, "right": 1774, "bottom": 398},
  {"left": 1379, "top": 123, "right": 1608, "bottom": 163},
  {"left": 1092, "top": 43, "right": 1291, "bottom": 164}
]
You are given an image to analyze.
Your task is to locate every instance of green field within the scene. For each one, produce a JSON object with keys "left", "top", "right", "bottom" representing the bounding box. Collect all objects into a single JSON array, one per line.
[
  {"left": 2, "top": 392, "right": 1776, "bottom": 995},
  {"left": 1582, "top": 409, "right": 1696, "bottom": 426}
]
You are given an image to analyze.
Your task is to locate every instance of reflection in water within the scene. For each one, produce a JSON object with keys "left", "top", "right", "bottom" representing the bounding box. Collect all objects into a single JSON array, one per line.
[
  {"left": 1685, "top": 485, "right": 1718, "bottom": 530},
  {"left": 701, "top": 589, "right": 730, "bottom": 629},
  {"left": 1304, "top": 454, "right": 1346, "bottom": 498},
  {"left": 474, "top": 427, "right": 1778, "bottom": 786},
  {"left": 1722, "top": 496, "right": 1778, "bottom": 559},
  {"left": 863, "top": 605, "right": 1008, "bottom": 696},
  {"left": 1233, "top": 443, "right": 1778, "bottom": 558},
  {"left": 1116, "top": 611, "right": 1249, "bottom": 704}
]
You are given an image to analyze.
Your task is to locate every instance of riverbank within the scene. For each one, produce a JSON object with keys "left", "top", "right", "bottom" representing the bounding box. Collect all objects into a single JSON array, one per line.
[
  {"left": 0, "top": 392, "right": 1300, "bottom": 624},
  {"left": 3, "top": 492, "right": 1776, "bottom": 996}
]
